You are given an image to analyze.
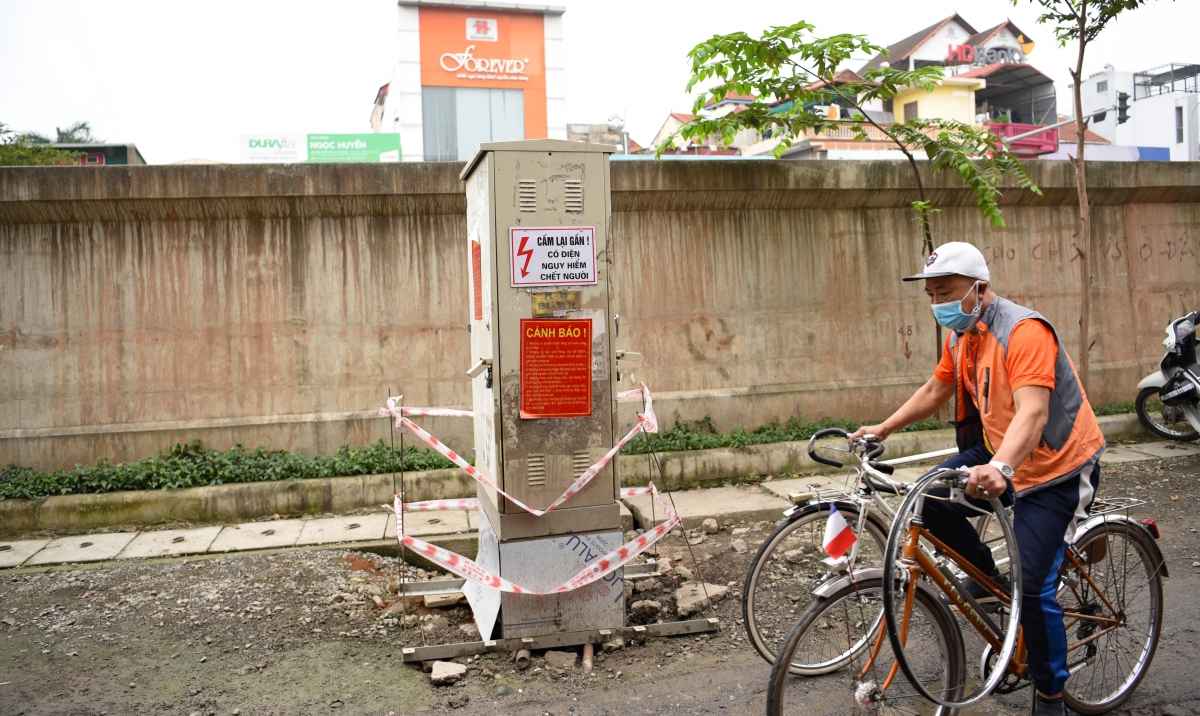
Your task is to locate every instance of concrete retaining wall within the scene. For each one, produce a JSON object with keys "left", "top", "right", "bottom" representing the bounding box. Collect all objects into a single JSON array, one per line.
[
  {"left": 0, "top": 414, "right": 1145, "bottom": 535},
  {"left": 1, "top": 160, "right": 1195, "bottom": 470}
]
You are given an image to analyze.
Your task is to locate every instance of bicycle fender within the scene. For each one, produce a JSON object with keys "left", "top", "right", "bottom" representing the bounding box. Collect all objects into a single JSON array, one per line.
[
  {"left": 812, "top": 568, "right": 884, "bottom": 598},
  {"left": 1137, "top": 371, "right": 1168, "bottom": 389},
  {"left": 812, "top": 568, "right": 952, "bottom": 606},
  {"left": 1073, "top": 513, "right": 1169, "bottom": 578},
  {"left": 785, "top": 499, "right": 889, "bottom": 531}
]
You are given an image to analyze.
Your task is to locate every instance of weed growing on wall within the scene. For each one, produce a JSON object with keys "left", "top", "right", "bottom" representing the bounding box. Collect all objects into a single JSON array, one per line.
[
  {"left": 0, "top": 439, "right": 457, "bottom": 501},
  {"left": 618, "top": 413, "right": 949, "bottom": 456},
  {"left": 1, "top": 401, "right": 1135, "bottom": 500}
]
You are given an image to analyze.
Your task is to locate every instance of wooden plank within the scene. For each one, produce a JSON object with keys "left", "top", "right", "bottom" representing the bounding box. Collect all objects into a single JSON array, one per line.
[{"left": 400, "top": 617, "right": 720, "bottom": 662}]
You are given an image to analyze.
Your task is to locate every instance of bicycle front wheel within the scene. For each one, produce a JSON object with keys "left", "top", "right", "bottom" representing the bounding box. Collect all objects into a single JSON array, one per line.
[
  {"left": 881, "top": 471, "right": 1022, "bottom": 710},
  {"left": 743, "top": 503, "right": 888, "bottom": 671},
  {"left": 766, "top": 576, "right": 965, "bottom": 716},
  {"left": 1061, "top": 519, "right": 1164, "bottom": 714}
]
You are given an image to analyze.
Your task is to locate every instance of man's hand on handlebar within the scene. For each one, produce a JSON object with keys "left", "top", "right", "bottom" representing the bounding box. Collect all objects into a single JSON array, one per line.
[
  {"left": 964, "top": 464, "right": 1007, "bottom": 501},
  {"left": 850, "top": 423, "right": 892, "bottom": 441}
]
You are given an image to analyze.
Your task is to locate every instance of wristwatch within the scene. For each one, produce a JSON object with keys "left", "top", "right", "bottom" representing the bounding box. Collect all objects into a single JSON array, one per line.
[{"left": 988, "top": 460, "right": 1015, "bottom": 480}]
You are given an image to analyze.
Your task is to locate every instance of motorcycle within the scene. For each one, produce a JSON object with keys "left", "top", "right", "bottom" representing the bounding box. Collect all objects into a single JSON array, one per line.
[{"left": 1136, "top": 311, "right": 1200, "bottom": 441}]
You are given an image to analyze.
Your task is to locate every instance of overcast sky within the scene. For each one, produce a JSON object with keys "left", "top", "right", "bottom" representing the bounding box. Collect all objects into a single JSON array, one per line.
[{"left": 1, "top": 0, "right": 1196, "bottom": 164}]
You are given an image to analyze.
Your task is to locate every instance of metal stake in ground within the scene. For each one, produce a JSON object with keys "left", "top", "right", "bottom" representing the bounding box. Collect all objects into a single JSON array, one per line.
[
  {"left": 644, "top": 425, "right": 715, "bottom": 618},
  {"left": 387, "top": 389, "right": 419, "bottom": 648},
  {"left": 642, "top": 391, "right": 657, "bottom": 560}
]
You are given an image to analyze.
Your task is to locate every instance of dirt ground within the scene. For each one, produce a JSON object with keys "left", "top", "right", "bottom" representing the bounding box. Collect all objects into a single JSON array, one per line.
[{"left": 3, "top": 453, "right": 1200, "bottom": 716}]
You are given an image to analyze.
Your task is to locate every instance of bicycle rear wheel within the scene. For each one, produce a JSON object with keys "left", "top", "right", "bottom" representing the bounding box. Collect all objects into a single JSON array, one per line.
[
  {"left": 743, "top": 503, "right": 888, "bottom": 671},
  {"left": 766, "top": 576, "right": 964, "bottom": 716},
  {"left": 1061, "top": 520, "right": 1164, "bottom": 714}
]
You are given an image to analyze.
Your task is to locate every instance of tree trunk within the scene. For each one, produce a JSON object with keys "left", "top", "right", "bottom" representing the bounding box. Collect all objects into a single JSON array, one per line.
[{"left": 1071, "top": 32, "right": 1093, "bottom": 397}]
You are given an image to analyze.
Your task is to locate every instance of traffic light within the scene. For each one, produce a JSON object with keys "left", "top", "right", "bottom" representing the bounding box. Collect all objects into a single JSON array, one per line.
[{"left": 1117, "top": 92, "right": 1130, "bottom": 124}]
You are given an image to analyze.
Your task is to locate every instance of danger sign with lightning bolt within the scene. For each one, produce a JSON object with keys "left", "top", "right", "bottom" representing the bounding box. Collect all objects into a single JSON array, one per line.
[
  {"left": 509, "top": 227, "right": 597, "bottom": 287},
  {"left": 516, "top": 235, "right": 535, "bottom": 279}
]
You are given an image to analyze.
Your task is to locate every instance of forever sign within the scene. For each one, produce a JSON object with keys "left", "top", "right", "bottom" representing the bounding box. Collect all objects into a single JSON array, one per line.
[{"left": 509, "top": 227, "right": 597, "bottom": 287}]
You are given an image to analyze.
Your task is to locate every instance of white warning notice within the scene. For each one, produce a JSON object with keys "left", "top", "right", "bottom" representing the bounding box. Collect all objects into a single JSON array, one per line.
[{"left": 509, "top": 227, "right": 597, "bottom": 287}]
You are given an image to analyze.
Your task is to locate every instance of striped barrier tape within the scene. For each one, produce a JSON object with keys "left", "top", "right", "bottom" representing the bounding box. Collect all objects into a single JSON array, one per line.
[
  {"left": 383, "top": 483, "right": 680, "bottom": 594},
  {"left": 405, "top": 487, "right": 652, "bottom": 513},
  {"left": 379, "top": 382, "right": 658, "bottom": 518}
]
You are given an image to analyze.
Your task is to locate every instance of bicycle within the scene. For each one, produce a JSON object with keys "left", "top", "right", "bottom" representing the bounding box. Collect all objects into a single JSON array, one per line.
[
  {"left": 743, "top": 428, "right": 967, "bottom": 672},
  {"left": 765, "top": 467, "right": 1165, "bottom": 716},
  {"left": 881, "top": 469, "right": 1166, "bottom": 713}
]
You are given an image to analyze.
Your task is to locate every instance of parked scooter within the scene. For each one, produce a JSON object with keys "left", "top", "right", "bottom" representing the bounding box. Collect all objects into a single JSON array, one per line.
[{"left": 1136, "top": 311, "right": 1200, "bottom": 441}]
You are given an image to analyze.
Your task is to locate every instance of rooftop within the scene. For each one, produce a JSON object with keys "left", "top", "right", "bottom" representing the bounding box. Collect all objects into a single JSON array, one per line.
[
  {"left": 396, "top": 0, "right": 564, "bottom": 15},
  {"left": 860, "top": 13, "right": 977, "bottom": 70}
]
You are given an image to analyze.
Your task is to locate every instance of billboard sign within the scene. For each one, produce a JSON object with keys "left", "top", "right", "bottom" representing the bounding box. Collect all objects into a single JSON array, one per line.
[
  {"left": 306, "top": 134, "right": 400, "bottom": 163},
  {"left": 239, "top": 134, "right": 400, "bottom": 163},
  {"left": 240, "top": 134, "right": 306, "bottom": 163}
]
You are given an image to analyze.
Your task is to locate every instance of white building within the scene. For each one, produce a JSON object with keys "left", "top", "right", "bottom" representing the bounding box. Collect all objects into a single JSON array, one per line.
[{"left": 1078, "top": 63, "right": 1199, "bottom": 161}]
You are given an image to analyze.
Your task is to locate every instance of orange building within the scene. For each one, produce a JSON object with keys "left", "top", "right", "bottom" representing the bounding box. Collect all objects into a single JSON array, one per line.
[{"left": 379, "top": 0, "right": 566, "bottom": 162}]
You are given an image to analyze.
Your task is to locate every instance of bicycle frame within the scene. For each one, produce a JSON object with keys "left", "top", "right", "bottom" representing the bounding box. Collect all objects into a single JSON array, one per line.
[{"left": 892, "top": 515, "right": 1129, "bottom": 684}]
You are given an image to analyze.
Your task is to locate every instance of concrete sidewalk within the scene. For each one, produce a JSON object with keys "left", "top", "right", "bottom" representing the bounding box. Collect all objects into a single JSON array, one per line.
[{"left": 2, "top": 439, "right": 1195, "bottom": 571}]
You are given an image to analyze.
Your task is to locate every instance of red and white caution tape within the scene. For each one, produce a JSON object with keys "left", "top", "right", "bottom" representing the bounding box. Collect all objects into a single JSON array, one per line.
[
  {"left": 383, "top": 485, "right": 680, "bottom": 594},
  {"left": 378, "top": 382, "right": 674, "bottom": 593},
  {"left": 379, "top": 382, "right": 658, "bottom": 518},
  {"left": 404, "top": 498, "right": 480, "bottom": 511},
  {"left": 406, "top": 490, "right": 647, "bottom": 511},
  {"left": 400, "top": 407, "right": 473, "bottom": 418}
]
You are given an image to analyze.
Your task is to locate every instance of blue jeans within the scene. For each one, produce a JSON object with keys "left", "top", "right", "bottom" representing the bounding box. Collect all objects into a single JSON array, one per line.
[{"left": 920, "top": 443, "right": 1101, "bottom": 695}]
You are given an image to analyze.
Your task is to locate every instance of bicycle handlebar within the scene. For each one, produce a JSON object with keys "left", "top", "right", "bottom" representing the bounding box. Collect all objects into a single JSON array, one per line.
[
  {"left": 807, "top": 428, "right": 851, "bottom": 468},
  {"left": 807, "top": 428, "right": 887, "bottom": 468}
]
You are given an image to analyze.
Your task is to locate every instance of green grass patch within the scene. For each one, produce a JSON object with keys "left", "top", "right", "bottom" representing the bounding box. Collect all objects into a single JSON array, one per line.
[
  {"left": 2, "top": 399, "right": 1135, "bottom": 500},
  {"left": 1093, "top": 400, "right": 1136, "bottom": 416},
  {"left": 0, "top": 439, "right": 456, "bottom": 501},
  {"left": 618, "top": 413, "right": 950, "bottom": 456}
]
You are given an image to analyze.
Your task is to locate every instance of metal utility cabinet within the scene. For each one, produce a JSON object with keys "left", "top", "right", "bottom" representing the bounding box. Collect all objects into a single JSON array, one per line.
[{"left": 459, "top": 140, "right": 623, "bottom": 640}]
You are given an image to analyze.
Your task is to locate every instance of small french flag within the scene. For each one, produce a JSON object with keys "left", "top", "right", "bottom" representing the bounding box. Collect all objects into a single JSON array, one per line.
[{"left": 823, "top": 505, "right": 857, "bottom": 559}]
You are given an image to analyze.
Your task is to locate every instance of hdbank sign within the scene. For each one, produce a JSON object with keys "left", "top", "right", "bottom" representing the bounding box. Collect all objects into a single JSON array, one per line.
[{"left": 239, "top": 133, "right": 401, "bottom": 163}]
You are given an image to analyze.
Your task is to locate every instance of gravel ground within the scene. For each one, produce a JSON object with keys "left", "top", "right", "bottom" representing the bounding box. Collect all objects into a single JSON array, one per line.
[{"left": 2, "top": 453, "right": 1200, "bottom": 716}]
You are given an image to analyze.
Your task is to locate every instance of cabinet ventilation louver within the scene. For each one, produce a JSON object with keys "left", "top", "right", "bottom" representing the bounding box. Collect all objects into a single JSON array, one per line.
[
  {"left": 572, "top": 450, "right": 592, "bottom": 476},
  {"left": 526, "top": 454, "right": 547, "bottom": 487},
  {"left": 564, "top": 180, "right": 583, "bottom": 213},
  {"left": 518, "top": 180, "right": 537, "bottom": 212}
]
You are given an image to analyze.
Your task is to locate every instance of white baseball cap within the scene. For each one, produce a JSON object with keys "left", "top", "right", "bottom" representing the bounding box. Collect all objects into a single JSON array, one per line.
[{"left": 903, "top": 242, "right": 990, "bottom": 282}]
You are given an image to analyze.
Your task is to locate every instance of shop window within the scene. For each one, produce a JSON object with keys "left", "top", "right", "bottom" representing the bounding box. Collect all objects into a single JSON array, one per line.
[
  {"left": 903, "top": 101, "right": 918, "bottom": 122},
  {"left": 422, "top": 87, "right": 525, "bottom": 161}
]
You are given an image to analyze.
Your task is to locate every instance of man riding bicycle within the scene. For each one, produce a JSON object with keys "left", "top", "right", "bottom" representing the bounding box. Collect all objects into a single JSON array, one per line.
[{"left": 852, "top": 242, "right": 1105, "bottom": 716}]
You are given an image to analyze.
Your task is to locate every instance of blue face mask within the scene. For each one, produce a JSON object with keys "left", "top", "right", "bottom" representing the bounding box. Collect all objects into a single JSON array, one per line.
[{"left": 931, "top": 281, "right": 983, "bottom": 331}]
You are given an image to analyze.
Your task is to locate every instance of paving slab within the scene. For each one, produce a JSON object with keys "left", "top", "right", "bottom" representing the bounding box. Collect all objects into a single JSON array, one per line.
[
  {"left": 385, "top": 510, "right": 470, "bottom": 539},
  {"left": 0, "top": 539, "right": 51, "bottom": 568},
  {"left": 208, "top": 519, "right": 305, "bottom": 553},
  {"left": 1121, "top": 441, "right": 1200, "bottom": 460},
  {"left": 25, "top": 532, "right": 137, "bottom": 566},
  {"left": 758, "top": 474, "right": 846, "bottom": 501},
  {"left": 117, "top": 526, "right": 223, "bottom": 559},
  {"left": 296, "top": 513, "right": 389, "bottom": 546},
  {"left": 1099, "top": 446, "right": 1162, "bottom": 465},
  {"left": 622, "top": 485, "right": 791, "bottom": 530}
]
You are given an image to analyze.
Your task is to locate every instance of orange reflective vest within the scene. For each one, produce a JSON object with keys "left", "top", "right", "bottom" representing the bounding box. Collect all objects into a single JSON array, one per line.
[{"left": 949, "top": 297, "right": 1105, "bottom": 492}]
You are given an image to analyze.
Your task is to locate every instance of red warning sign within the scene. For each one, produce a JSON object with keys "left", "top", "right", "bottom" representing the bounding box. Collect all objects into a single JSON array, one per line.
[{"left": 519, "top": 319, "right": 593, "bottom": 419}]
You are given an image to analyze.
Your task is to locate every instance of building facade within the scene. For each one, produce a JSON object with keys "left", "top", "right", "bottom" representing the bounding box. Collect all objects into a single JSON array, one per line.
[
  {"left": 378, "top": 0, "right": 566, "bottom": 162},
  {"left": 1078, "top": 63, "right": 1199, "bottom": 162}
]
